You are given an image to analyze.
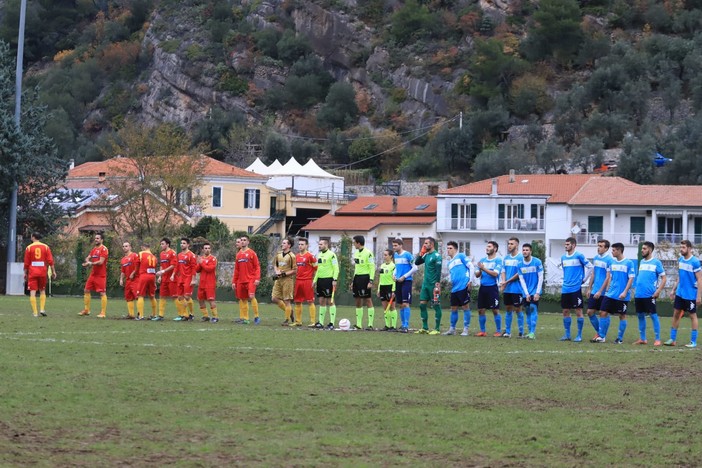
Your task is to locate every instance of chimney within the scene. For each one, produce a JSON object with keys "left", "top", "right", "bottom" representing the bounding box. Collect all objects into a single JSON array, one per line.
[
  {"left": 98, "top": 171, "right": 106, "bottom": 183},
  {"left": 490, "top": 178, "right": 498, "bottom": 196},
  {"left": 69, "top": 159, "right": 75, "bottom": 170},
  {"left": 509, "top": 169, "right": 515, "bottom": 183},
  {"left": 392, "top": 197, "right": 398, "bottom": 214}
]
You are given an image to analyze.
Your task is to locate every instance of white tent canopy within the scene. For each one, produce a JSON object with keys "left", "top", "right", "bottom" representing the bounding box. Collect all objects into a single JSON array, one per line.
[{"left": 246, "top": 157, "right": 344, "bottom": 193}]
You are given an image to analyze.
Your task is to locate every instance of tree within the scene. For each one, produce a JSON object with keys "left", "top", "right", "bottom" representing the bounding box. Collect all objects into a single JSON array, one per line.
[
  {"left": 467, "top": 39, "right": 527, "bottom": 104},
  {"left": 104, "top": 120, "right": 207, "bottom": 239},
  {"left": 473, "top": 143, "right": 530, "bottom": 180},
  {"left": 423, "top": 127, "right": 476, "bottom": 175},
  {"left": 0, "top": 41, "right": 70, "bottom": 251},
  {"left": 572, "top": 136, "right": 604, "bottom": 173},
  {"left": 617, "top": 134, "right": 655, "bottom": 184},
  {"left": 317, "top": 82, "right": 359, "bottom": 130},
  {"left": 389, "top": 0, "right": 438, "bottom": 45},
  {"left": 659, "top": 116, "right": 702, "bottom": 185},
  {"left": 522, "top": 0, "right": 584, "bottom": 66}
]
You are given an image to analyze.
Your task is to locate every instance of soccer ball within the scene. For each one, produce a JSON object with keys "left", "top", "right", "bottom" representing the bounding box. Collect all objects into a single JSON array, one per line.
[{"left": 338, "top": 318, "right": 351, "bottom": 330}]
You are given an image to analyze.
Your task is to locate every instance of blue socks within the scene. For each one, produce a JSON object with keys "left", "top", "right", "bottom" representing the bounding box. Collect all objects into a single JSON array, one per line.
[
  {"left": 576, "top": 317, "right": 584, "bottom": 337},
  {"left": 589, "top": 314, "right": 599, "bottom": 334},
  {"left": 638, "top": 312, "right": 646, "bottom": 340},
  {"left": 599, "top": 315, "right": 611, "bottom": 339},
  {"left": 651, "top": 313, "right": 660, "bottom": 341},
  {"left": 450, "top": 311, "right": 458, "bottom": 328},
  {"left": 464, "top": 310, "right": 471, "bottom": 328},
  {"left": 517, "top": 311, "right": 524, "bottom": 335},
  {"left": 617, "top": 319, "right": 627, "bottom": 341},
  {"left": 505, "top": 311, "right": 513, "bottom": 334},
  {"left": 494, "top": 312, "right": 502, "bottom": 333},
  {"left": 692, "top": 329, "right": 698, "bottom": 345},
  {"left": 479, "top": 314, "right": 487, "bottom": 332},
  {"left": 671, "top": 328, "right": 678, "bottom": 341},
  {"left": 527, "top": 304, "right": 538, "bottom": 334},
  {"left": 563, "top": 316, "right": 572, "bottom": 337}
]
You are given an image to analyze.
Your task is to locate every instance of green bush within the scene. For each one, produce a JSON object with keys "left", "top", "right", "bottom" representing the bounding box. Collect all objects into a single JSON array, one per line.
[
  {"left": 218, "top": 71, "right": 249, "bottom": 95},
  {"left": 161, "top": 39, "right": 181, "bottom": 53}
]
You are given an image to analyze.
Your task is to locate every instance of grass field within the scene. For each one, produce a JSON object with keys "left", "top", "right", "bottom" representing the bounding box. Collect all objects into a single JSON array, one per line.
[{"left": 1, "top": 295, "right": 701, "bottom": 467}]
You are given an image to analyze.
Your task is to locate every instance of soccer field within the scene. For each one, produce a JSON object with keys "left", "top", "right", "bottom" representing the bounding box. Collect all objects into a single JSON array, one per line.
[{"left": 1, "top": 295, "right": 701, "bottom": 466}]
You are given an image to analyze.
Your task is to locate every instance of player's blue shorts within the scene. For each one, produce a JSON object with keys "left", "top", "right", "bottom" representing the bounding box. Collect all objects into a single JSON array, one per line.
[
  {"left": 395, "top": 280, "right": 412, "bottom": 305},
  {"left": 450, "top": 287, "right": 471, "bottom": 307},
  {"left": 561, "top": 291, "right": 584, "bottom": 310},
  {"left": 674, "top": 295, "right": 697, "bottom": 314},
  {"left": 478, "top": 284, "right": 500, "bottom": 310},
  {"left": 634, "top": 297, "right": 657, "bottom": 315},
  {"left": 601, "top": 296, "right": 628, "bottom": 315}
]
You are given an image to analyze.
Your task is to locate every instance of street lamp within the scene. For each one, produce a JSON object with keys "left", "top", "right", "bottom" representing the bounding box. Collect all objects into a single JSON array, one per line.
[{"left": 5, "top": 0, "right": 27, "bottom": 294}]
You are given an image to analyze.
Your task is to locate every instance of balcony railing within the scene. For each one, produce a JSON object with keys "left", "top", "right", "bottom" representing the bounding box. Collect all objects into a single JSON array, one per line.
[
  {"left": 450, "top": 218, "right": 477, "bottom": 230},
  {"left": 498, "top": 218, "right": 545, "bottom": 231},
  {"left": 291, "top": 189, "right": 356, "bottom": 201}
]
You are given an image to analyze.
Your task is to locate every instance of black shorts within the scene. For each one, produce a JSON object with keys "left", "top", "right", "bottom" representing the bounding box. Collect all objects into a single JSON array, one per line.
[
  {"left": 561, "top": 291, "right": 584, "bottom": 310},
  {"left": 601, "top": 296, "right": 628, "bottom": 315},
  {"left": 450, "top": 287, "right": 471, "bottom": 307},
  {"left": 316, "top": 277, "right": 334, "bottom": 298},
  {"left": 674, "top": 295, "right": 697, "bottom": 314},
  {"left": 378, "top": 285, "right": 394, "bottom": 302},
  {"left": 587, "top": 293, "right": 604, "bottom": 311},
  {"left": 395, "top": 280, "right": 413, "bottom": 305},
  {"left": 634, "top": 297, "right": 657, "bottom": 315},
  {"left": 353, "top": 274, "right": 372, "bottom": 298},
  {"left": 478, "top": 285, "right": 500, "bottom": 310},
  {"left": 503, "top": 292, "right": 523, "bottom": 308},
  {"left": 523, "top": 299, "right": 539, "bottom": 309}
]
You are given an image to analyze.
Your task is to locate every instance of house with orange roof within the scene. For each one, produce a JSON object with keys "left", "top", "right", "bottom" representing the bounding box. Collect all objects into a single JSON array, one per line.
[
  {"left": 302, "top": 196, "right": 437, "bottom": 257},
  {"left": 438, "top": 172, "right": 702, "bottom": 267},
  {"left": 63, "top": 155, "right": 282, "bottom": 236}
]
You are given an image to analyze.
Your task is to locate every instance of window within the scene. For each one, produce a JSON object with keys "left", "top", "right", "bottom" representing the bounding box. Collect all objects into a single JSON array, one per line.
[
  {"left": 499, "top": 204, "right": 524, "bottom": 230},
  {"left": 588, "top": 216, "right": 603, "bottom": 243},
  {"left": 177, "top": 189, "right": 192, "bottom": 207},
  {"left": 695, "top": 218, "right": 702, "bottom": 245},
  {"left": 247, "top": 226, "right": 253, "bottom": 234},
  {"left": 451, "top": 203, "right": 477, "bottom": 230},
  {"left": 657, "top": 216, "right": 682, "bottom": 243},
  {"left": 630, "top": 216, "right": 645, "bottom": 244},
  {"left": 415, "top": 204, "right": 430, "bottom": 210},
  {"left": 457, "top": 241, "right": 470, "bottom": 256},
  {"left": 363, "top": 203, "right": 378, "bottom": 210},
  {"left": 244, "top": 188, "right": 260, "bottom": 209},
  {"left": 529, "top": 204, "right": 545, "bottom": 230},
  {"left": 212, "top": 186, "right": 222, "bottom": 208}
]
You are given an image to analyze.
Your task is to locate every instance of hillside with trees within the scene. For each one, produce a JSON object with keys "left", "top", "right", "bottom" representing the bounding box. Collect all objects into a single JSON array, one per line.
[{"left": 3, "top": 0, "right": 702, "bottom": 192}]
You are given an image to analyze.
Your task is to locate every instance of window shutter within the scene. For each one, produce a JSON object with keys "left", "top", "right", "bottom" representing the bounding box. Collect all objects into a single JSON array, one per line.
[
  {"left": 244, "top": 189, "right": 249, "bottom": 209},
  {"left": 518, "top": 204, "right": 524, "bottom": 218},
  {"left": 451, "top": 203, "right": 458, "bottom": 219},
  {"left": 255, "top": 189, "right": 260, "bottom": 209},
  {"left": 498, "top": 204, "right": 504, "bottom": 219},
  {"left": 471, "top": 204, "right": 477, "bottom": 219}
]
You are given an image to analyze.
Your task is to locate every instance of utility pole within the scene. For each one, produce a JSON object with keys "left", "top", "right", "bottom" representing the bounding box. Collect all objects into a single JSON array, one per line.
[{"left": 5, "top": 0, "right": 27, "bottom": 294}]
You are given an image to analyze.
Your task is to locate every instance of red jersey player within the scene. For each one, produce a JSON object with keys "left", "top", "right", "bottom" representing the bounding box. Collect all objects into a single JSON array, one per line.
[
  {"left": 173, "top": 237, "right": 197, "bottom": 321},
  {"left": 196, "top": 241, "right": 219, "bottom": 322},
  {"left": 119, "top": 241, "right": 139, "bottom": 319},
  {"left": 79, "top": 232, "right": 109, "bottom": 318},
  {"left": 23, "top": 232, "right": 56, "bottom": 317},
  {"left": 232, "top": 234, "right": 260, "bottom": 324},
  {"left": 294, "top": 238, "right": 318, "bottom": 327},
  {"left": 136, "top": 242, "right": 158, "bottom": 320},
  {"left": 154, "top": 237, "right": 177, "bottom": 321}
]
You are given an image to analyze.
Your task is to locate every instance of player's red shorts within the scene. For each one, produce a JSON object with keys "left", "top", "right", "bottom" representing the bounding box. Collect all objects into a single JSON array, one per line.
[
  {"left": 27, "top": 275, "right": 47, "bottom": 291},
  {"left": 137, "top": 276, "right": 156, "bottom": 297},
  {"left": 197, "top": 286, "right": 216, "bottom": 301},
  {"left": 235, "top": 281, "right": 257, "bottom": 300},
  {"left": 123, "top": 280, "right": 139, "bottom": 301},
  {"left": 177, "top": 276, "right": 194, "bottom": 297},
  {"left": 85, "top": 275, "right": 107, "bottom": 293},
  {"left": 160, "top": 280, "right": 176, "bottom": 298},
  {"left": 294, "top": 279, "right": 315, "bottom": 303}
]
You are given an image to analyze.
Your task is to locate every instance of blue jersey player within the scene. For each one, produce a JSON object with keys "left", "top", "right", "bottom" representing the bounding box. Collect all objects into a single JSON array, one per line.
[
  {"left": 585, "top": 240, "right": 612, "bottom": 341},
  {"left": 518, "top": 243, "right": 543, "bottom": 340},
  {"left": 633, "top": 241, "right": 666, "bottom": 346},
  {"left": 443, "top": 241, "right": 473, "bottom": 336},
  {"left": 475, "top": 241, "right": 503, "bottom": 337},
  {"left": 500, "top": 237, "right": 524, "bottom": 338},
  {"left": 392, "top": 238, "right": 417, "bottom": 333},
  {"left": 595, "top": 243, "right": 635, "bottom": 344},
  {"left": 559, "top": 237, "right": 593, "bottom": 342},
  {"left": 664, "top": 240, "right": 702, "bottom": 348}
]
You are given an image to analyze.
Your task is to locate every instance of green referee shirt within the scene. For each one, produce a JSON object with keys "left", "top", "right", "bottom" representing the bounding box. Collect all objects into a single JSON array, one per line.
[
  {"left": 353, "top": 247, "right": 375, "bottom": 277},
  {"left": 313, "top": 249, "right": 339, "bottom": 281},
  {"left": 416, "top": 250, "right": 442, "bottom": 286},
  {"left": 377, "top": 262, "right": 396, "bottom": 294}
]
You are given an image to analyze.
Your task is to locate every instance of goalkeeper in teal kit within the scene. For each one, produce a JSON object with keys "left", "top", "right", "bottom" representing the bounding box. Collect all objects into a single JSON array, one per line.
[{"left": 415, "top": 237, "right": 443, "bottom": 334}]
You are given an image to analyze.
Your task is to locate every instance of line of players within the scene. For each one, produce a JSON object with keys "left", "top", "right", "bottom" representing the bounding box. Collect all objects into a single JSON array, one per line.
[{"left": 22, "top": 232, "right": 702, "bottom": 346}]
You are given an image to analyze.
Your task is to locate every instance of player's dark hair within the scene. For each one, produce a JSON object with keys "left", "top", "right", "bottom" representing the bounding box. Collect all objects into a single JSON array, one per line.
[
  {"left": 612, "top": 242, "right": 624, "bottom": 251},
  {"left": 392, "top": 237, "right": 403, "bottom": 246},
  {"left": 240, "top": 234, "right": 250, "bottom": 241},
  {"left": 181, "top": 237, "right": 191, "bottom": 245},
  {"left": 425, "top": 236, "right": 436, "bottom": 247},
  {"left": 681, "top": 239, "right": 693, "bottom": 248},
  {"left": 488, "top": 240, "right": 499, "bottom": 251},
  {"left": 447, "top": 241, "right": 458, "bottom": 249},
  {"left": 353, "top": 235, "right": 365, "bottom": 246},
  {"left": 522, "top": 243, "right": 532, "bottom": 251},
  {"left": 161, "top": 237, "right": 171, "bottom": 246},
  {"left": 298, "top": 237, "right": 308, "bottom": 245},
  {"left": 384, "top": 249, "right": 394, "bottom": 259},
  {"left": 642, "top": 241, "right": 655, "bottom": 250},
  {"left": 508, "top": 236, "right": 519, "bottom": 243},
  {"left": 566, "top": 237, "right": 577, "bottom": 245},
  {"left": 31, "top": 232, "right": 42, "bottom": 240},
  {"left": 598, "top": 239, "right": 610, "bottom": 249},
  {"left": 203, "top": 241, "right": 211, "bottom": 248}
]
